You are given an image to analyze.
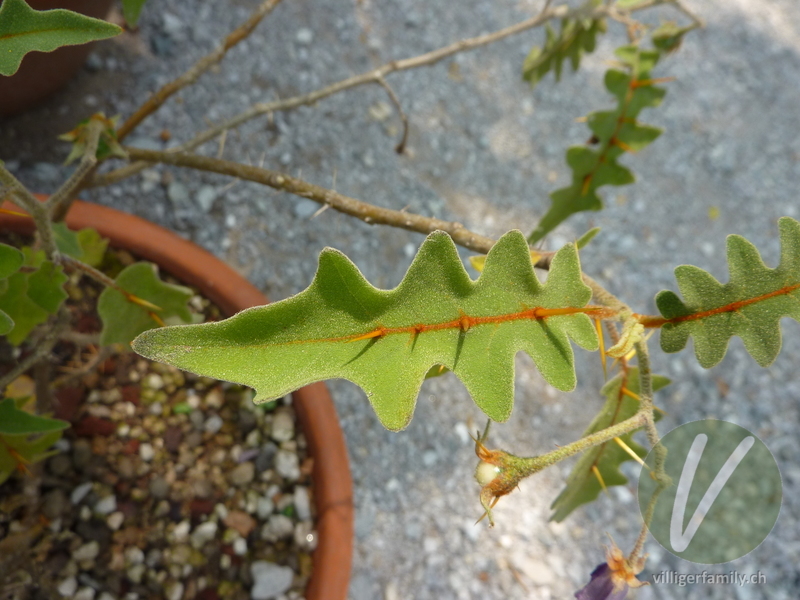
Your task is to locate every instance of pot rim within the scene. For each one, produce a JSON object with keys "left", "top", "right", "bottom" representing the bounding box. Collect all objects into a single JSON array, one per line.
[{"left": 0, "top": 198, "right": 354, "bottom": 600}]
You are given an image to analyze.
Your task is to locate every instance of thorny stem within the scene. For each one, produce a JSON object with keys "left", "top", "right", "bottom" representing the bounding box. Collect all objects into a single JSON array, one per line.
[
  {"left": 512, "top": 411, "right": 649, "bottom": 478},
  {"left": 91, "top": 0, "right": 672, "bottom": 188},
  {"left": 116, "top": 0, "right": 285, "bottom": 141},
  {"left": 48, "top": 117, "right": 104, "bottom": 222},
  {"left": 628, "top": 338, "right": 670, "bottom": 561},
  {"left": 120, "top": 147, "right": 505, "bottom": 255}
]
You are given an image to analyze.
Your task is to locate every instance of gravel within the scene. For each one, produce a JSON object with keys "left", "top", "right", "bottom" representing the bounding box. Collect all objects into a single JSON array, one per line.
[{"left": 3, "top": 0, "right": 799, "bottom": 598}]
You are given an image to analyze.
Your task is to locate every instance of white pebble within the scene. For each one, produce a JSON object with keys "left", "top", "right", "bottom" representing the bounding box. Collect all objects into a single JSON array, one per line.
[
  {"left": 204, "top": 388, "right": 224, "bottom": 409},
  {"left": 139, "top": 443, "right": 155, "bottom": 462},
  {"left": 70, "top": 482, "right": 93, "bottom": 505},
  {"left": 293, "top": 487, "right": 311, "bottom": 521},
  {"left": 191, "top": 521, "right": 218, "bottom": 548},
  {"left": 261, "top": 514, "right": 293, "bottom": 541},
  {"left": 124, "top": 546, "right": 145, "bottom": 566},
  {"left": 250, "top": 561, "right": 293, "bottom": 600},
  {"left": 74, "top": 587, "right": 96, "bottom": 600},
  {"left": 107, "top": 512, "right": 125, "bottom": 531},
  {"left": 172, "top": 520, "right": 191, "bottom": 542},
  {"left": 233, "top": 537, "right": 248, "bottom": 556},
  {"left": 127, "top": 563, "right": 146, "bottom": 584},
  {"left": 256, "top": 497, "right": 274, "bottom": 519},
  {"left": 275, "top": 450, "right": 300, "bottom": 480},
  {"left": 57, "top": 577, "right": 77, "bottom": 597},
  {"left": 94, "top": 495, "right": 117, "bottom": 515},
  {"left": 73, "top": 541, "right": 100, "bottom": 562},
  {"left": 270, "top": 410, "right": 295, "bottom": 443},
  {"left": 204, "top": 414, "right": 223, "bottom": 434},
  {"left": 165, "top": 581, "right": 184, "bottom": 600}
]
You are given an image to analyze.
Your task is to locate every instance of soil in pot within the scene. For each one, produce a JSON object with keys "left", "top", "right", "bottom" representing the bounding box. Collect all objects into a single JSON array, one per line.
[{"left": 0, "top": 243, "right": 318, "bottom": 600}]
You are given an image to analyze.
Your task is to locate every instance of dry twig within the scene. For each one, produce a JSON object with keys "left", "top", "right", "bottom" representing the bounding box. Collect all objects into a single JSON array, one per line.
[{"left": 117, "top": 0, "right": 285, "bottom": 141}]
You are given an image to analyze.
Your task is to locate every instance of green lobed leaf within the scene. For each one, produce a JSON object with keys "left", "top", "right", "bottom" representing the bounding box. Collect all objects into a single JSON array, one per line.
[
  {"left": 98, "top": 262, "right": 194, "bottom": 346},
  {"left": 51, "top": 223, "right": 109, "bottom": 267},
  {"left": 0, "top": 272, "right": 48, "bottom": 345},
  {"left": 121, "top": 0, "right": 148, "bottom": 27},
  {"left": 550, "top": 367, "right": 669, "bottom": 521},
  {"left": 75, "top": 228, "right": 109, "bottom": 268},
  {"left": 0, "top": 428, "right": 63, "bottom": 485},
  {"left": 522, "top": 12, "right": 606, "bottom": 89},
  {"left": 0, "top": 398, "right": 69, "bottom": 435},
  {"left": 0, "top": 243, "right": 24, "bottom": 335},
  {"left": 651, "top": 21, "right": 693, "bottom": 54},
  {"left": 0, "top": 243, "right": 23, "bottom": 279},
  {"left": 576, "top": 227, "right": 601, "bottom": 249},
  {"left": 528, "top": 45, "right": 669, "bottom": 244},
  {"left": 52, "top": 222, "right": 83, "bottom": 258},
  {"left": 0, "top": 0, "right": 122, "bottom": 76},
  {"left": 657, "top": 217, "right": 800, "bottom": 368},
  {"left": 26, "top": 261, "right": 68, "bottom": 314},
  {"left": 133, "top": 230, "right": 598, "bottom": 431}
]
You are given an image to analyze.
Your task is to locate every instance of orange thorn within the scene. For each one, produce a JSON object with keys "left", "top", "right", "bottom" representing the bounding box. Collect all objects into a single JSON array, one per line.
[
  {"left": 596, "top": 319, "right": 607, "bottom": 380},
  {"left": 611, "top": 137, "right": 636, "bottom": 153},
  {"left": 592, "top": 465, "right": 609, "bottom": 497},
  {"left": 348, "top": 327, "right": 386, "bottom": 343},
  {"left": 631, "top": 76, "right": 676, "bottom": 88},
  {"left": 127, "top": 294, "right": 163, "bottom": 312},
  {"left": 148, "top": 312, "right": 166, "bottom": 327},
  {"left": 0, "top": 208, "right": 30, "bottom": 218},
  {"left": 581, "top": 174, "right": 593, "bottom": 195},
  {"left": 613, "top": 437, "right": 648, "bottom": 469}
]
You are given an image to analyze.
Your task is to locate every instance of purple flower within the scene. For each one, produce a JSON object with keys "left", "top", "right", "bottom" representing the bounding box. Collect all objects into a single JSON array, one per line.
[
  {"left": 575, "top": 564, "right": 629, "bottom": 600},
  {"left": 575, "top": 542, "right": 648, "bottom": 599}
]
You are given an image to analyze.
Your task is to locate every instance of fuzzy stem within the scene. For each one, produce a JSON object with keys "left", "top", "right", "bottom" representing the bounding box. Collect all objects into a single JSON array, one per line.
[
  {"left": 513, "top": 411, "right": 649, "bottom": 478},
  {"left": 0, "top": 164, "right": 57, "bottom": 259}
]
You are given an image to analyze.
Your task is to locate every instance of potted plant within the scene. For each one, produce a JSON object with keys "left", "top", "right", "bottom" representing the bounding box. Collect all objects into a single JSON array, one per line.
[
  {"left": 1, "top": 0, "right": 791, "bottom": 597},
  {"left": 0, "top": 196, "right": 353, "bottom": 599}
]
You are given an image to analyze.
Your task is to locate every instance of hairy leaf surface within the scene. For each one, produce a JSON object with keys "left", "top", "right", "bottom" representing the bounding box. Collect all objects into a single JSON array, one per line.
[
  {"left": 550, "top": 367, "right": 669, "bottom": 521},
  {"left": 529, "top": 45, "right": 668, "bottom": 244},
  {"left": 0, "top": 0, "right": 121, "bottom": 76},
  {"left": 133, "top": 230, "right": 599, "bottom": 431},
  {"left": 657, "top": 217, "right": 800, "bottom": 368}
]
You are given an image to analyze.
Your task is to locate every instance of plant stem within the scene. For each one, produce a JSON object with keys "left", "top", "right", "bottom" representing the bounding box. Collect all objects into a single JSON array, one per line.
[
  {"left": 627, "top": 338, "right": 670, "bottom": 561},
  {"left": 120, "top": 147, "right": 504, "bottom": 254},
  {"left": 117, "top": 0, "right": 285, "bottom": 141},
  {"left": 514, "top": 411, "right": 648, "bottom": 477},
  {"left": 48, "top": 117, "right": 103, "bottom": 222},
  {"left": 91, "top": 0, "right": 665, "bottom": 187},
  {"left": 0, "top": 164, "right": 57, "bottom": 259}
]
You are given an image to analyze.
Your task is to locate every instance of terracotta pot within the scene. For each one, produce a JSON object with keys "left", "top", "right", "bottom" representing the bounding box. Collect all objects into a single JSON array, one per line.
[
  {"left": 0, "top": 0, "right": 114, "bottom": 116},
  {"left": 0, "top": 198, "right": 354, "bottom": 600}
]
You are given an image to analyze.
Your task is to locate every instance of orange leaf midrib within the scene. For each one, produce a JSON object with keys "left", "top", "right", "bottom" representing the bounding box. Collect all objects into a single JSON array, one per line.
[{"left": 636, "top": 281, "right": 800, "bottom": 328}]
